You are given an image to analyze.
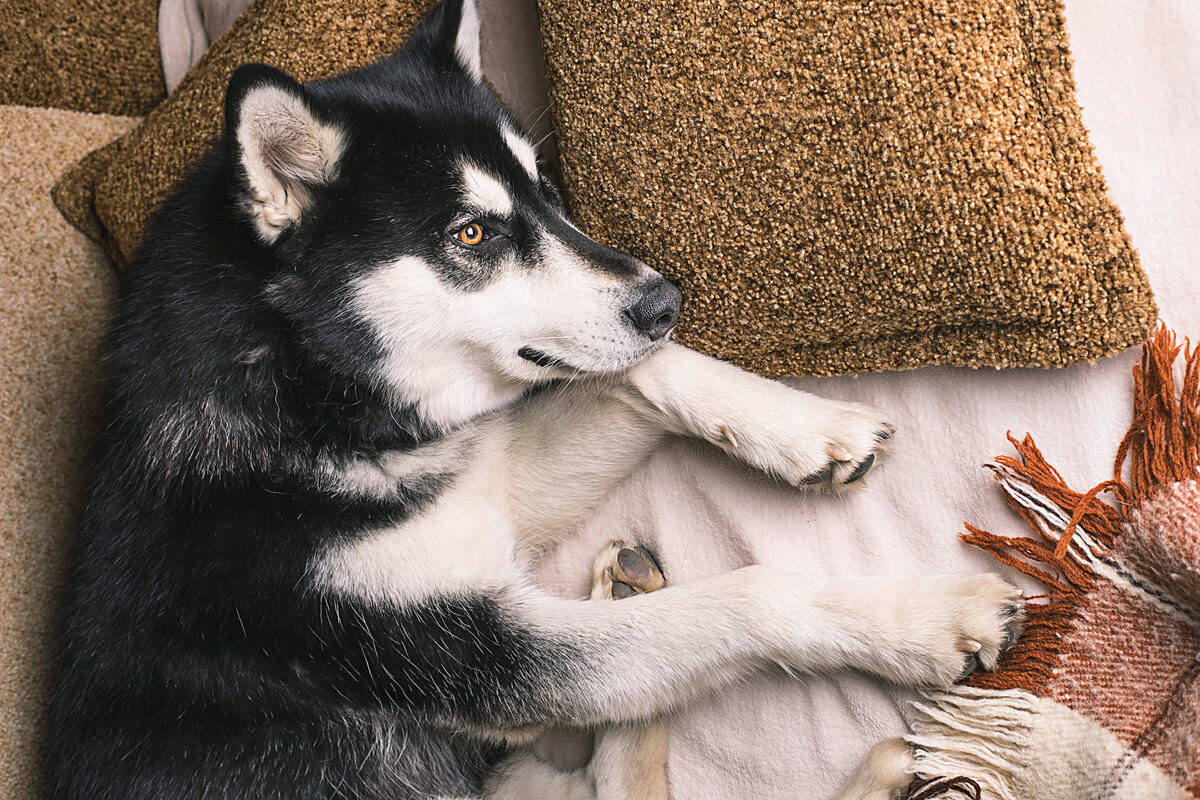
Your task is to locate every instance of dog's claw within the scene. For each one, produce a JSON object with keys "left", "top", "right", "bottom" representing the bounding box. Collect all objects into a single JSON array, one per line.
[
  {"left": 800, "top": 463, "right": 835, "bottom": 485},
  {"left": 827, "top": 443, "right": 854, "bottom": 462},
  {"left": 845, "top": 454, "right": 875, "bottom": 484},
  {"left": 999, "top": 600, "right": 1025, "bottom": 652},
  {"left": 956, "top": 652, "right": 981, "bottom": 682},
  {"left": 719, "top": 424, "right": 739, "bottom": 449}
]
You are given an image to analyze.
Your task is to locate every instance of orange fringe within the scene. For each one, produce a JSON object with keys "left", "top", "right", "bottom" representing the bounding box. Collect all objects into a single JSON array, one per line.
[
  {"left": 961, "top": 324, "right": 1200, "bottom": 693},
  {"left": 1120, "top": 327, "right": 1200, "bottom": 503}
]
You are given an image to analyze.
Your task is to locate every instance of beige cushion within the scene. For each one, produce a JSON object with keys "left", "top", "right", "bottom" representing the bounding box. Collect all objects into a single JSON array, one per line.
[{"left": 0, "top": 105, "right": 136, "bottom": 799}]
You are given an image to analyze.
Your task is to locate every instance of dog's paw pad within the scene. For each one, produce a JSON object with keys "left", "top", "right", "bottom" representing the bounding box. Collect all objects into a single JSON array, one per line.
[
  {"left": 611, "top": 545, "right": 665, "bottom": 597},
  {"left": 592, "top": 541, "right": 666, "bottom": 600},
  {"left": 615, "top": 546, "right": 663, "bottom": 590}
]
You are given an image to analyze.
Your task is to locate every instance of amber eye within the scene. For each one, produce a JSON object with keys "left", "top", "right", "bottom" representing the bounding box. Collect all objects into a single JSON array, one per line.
[{"left": 455, "top": 223, "right": 485, "bottom": 246}]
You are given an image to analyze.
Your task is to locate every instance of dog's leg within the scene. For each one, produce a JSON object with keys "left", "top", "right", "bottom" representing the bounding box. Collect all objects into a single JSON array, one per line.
[
  {"left": 505, "top": 342, "right": 893, "bottom": 553},
  {"left": 487, "top": 542, "right": 670, "bottom": 800},
  {"left": 624, "top": 342, "right": 895, "bottom": 487},
  {"left": 584, "top": 542, "right": 669, "bottom": 800},
  {"left": 590, "top": 722, "right": 669, "bottom": 800},
  {"left": 317, "top": 562, "right": 1023, "bottom": 733}
]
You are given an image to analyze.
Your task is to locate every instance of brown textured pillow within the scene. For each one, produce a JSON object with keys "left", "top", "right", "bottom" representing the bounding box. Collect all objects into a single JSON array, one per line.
[
  {"left": 1, "top": 0, "right": 165, "bottom": 116},
  {"left": 535, "top": 0, "right": 1156, "bottom": 376},
  {"left": 53, "top": 0, "right": 434, "bottom": 266}
]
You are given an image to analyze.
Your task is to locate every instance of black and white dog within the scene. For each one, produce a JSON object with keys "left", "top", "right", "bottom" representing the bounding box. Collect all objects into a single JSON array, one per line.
[{"left": 48, "top": 2, "right": 1023, "bottom": 798}]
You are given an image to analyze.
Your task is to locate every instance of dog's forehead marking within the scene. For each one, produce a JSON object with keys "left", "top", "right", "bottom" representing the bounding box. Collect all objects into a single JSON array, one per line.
[
  {"left": 501, "top": 126, "right": 538, "bottom": 179},
  {"left": 460, "top": 162, "right": 513, "bottom": 217}
]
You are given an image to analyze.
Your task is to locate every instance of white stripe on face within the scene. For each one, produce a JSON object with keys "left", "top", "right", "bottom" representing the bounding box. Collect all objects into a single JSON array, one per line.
[
  {"left": 502, "top": 125, "right": 538, "bottom": 179},
  {"left": 460, "top": 162, "right": 514, "bottom": 217}
]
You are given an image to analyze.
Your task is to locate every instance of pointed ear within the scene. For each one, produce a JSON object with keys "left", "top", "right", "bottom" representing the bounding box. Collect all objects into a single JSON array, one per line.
[
  {"left": 449, "top": 0, "right": 483, "bottom": 82},
  {"left": 224, "top": 64, "right": 347, "bottom": 242},
  {"left": 411, "top": 0, "right": 483, "bottom": 83}
]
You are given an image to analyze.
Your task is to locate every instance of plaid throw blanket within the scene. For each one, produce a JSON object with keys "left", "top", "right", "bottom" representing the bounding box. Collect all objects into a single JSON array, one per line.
[{"left": 906, "top": 326, "right": 1200, "bottom": 799}]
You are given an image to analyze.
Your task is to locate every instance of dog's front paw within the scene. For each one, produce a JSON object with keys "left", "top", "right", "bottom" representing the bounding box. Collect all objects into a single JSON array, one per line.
[
  {"left": 709, "top": 392, "right": 894, "bottom": 490},
  {"left": 884, "top": 574, "right": 1025, "bottom": 687},
  {"left": 797, "top": 399, "right": 896, "bottom": 488}
]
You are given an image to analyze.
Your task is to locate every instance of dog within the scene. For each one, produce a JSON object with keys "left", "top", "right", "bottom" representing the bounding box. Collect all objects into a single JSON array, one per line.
[{"left": 47, "top": 2, "right": 1024, "bottom": 798}]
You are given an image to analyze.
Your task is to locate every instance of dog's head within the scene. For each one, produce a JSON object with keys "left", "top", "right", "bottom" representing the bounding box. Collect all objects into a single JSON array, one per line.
[{"left": 222, "top": 0, "right": 681, "bottom": 429}]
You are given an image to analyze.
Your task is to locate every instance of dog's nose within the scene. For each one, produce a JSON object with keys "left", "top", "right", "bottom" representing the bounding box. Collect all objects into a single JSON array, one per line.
[{"left": 624, "top": 279, "right": 683, "bottom": 341}]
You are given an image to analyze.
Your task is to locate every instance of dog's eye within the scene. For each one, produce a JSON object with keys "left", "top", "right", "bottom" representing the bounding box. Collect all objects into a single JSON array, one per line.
[{"left": 455, "top": 223, "right": 485, "bottom": 246}]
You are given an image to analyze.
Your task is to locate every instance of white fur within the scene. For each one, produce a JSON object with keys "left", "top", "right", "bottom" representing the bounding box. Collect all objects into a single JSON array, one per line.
[
  {"left": 351, "top": 255, "right": 530, "bottom": 428},
  {"left": 503, "top": 568, "right": 1020, "bottom": 717},
  {"left": 453, "top": 0, "right": 483, "bottom": 82},
  {"left": 237, "top": 84, "right": 344, "bottom": 242},
  {"left": 502, "top": 126, "right": 538, "bottom": 179},
  {"left": 460, "top": 162, "right": 514, "bottom": 217},
  {"left": 320, "top": 431, "right": 479, "bottom": 498},
  {"left": 628, "top": 343, "right": 894, "bottom": 486},
  {"left": 317, "top": 344, "right": 1014, "bottom": 700}
]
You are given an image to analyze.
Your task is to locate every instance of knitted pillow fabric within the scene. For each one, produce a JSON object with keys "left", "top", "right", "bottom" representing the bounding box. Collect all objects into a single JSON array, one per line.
[{"left": 535, "top": 0, "right": 1157, "bottom": 375}]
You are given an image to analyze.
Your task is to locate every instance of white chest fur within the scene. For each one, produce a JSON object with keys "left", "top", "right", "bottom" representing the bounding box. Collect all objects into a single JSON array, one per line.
[{"left": 310, "top": 422, "right": 520, "bottom": 606}]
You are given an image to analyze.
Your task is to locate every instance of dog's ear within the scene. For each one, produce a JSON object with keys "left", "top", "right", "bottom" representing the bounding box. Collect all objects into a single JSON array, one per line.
[
  {"left": 224, "top": 64, "right": 347, "bottom": 243},
  {"left": 409, "top": 0, "right": 483, "bottom": 83}
]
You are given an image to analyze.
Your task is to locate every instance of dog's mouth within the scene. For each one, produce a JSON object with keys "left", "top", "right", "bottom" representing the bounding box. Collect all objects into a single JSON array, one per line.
[
  {"left": 518, "top": 347, "right": 569, "bottom": 369},
  {"left": 518, "top": 341, "right": 662, "bottom": 375}
]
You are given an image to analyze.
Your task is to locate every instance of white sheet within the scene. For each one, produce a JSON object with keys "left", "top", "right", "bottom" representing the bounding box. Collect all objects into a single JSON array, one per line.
[{"left": 538, "top": 2, "right": 1200, "bottom": 796}]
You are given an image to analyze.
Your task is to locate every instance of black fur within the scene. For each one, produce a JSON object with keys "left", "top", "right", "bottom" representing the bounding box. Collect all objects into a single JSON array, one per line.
[{"left": 47, "top": 2, "right": 612, "bottom": 797}]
